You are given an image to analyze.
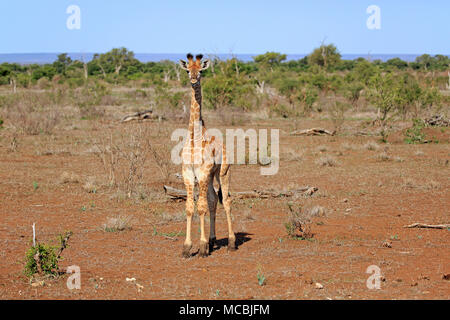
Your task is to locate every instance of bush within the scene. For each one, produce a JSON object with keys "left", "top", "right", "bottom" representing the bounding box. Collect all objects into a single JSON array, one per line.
[
  {"left": 24, "top": 243, "right": 59, "bottom": 277},
  {"left": 284, "top": 202, "right": 314, "bottom": 240},
  {"left": 405, "top": 119, "right": 426, "bottom": 144},
  {"left": 3, "top": 92, "right": 60, "bottom": 135},
  {"left": 24, "top": 231, "right": 71, "bottom": 278}
]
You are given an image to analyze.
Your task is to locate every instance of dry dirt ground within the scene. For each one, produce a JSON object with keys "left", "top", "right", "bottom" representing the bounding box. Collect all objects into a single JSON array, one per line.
[{"left": 0, "top": 113, "right": 449, "bottom": 300}]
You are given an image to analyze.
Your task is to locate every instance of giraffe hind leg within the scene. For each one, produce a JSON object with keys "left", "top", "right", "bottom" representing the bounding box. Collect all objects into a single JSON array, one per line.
[{"left": 219, "top": 164, "right": 236, "bottom": 251}]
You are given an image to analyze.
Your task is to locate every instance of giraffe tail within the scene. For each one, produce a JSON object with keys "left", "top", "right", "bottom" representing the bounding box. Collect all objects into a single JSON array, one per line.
[{"left": 217, "top": 187, "right": 223, "bottom": 205}]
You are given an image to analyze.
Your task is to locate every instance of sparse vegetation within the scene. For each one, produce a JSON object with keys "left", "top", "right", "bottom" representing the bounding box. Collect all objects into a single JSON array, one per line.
[
  {"left": 24, "top": 231, "right": 72, "bottom": 278},
  {"left": 405, "top": 119, "right": 427, "bottom": 144},
  {"left": 103, "top": 215, "right": 133, "bottom": 232},
  {"left": 284, "top": 202, "right": 317, "bottom": 240},
  {"left": 316, "top": 155, "right": 337, "bottom": 167}
]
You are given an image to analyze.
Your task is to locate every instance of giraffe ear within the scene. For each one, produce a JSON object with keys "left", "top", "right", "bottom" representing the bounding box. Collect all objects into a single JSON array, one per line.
[
  {"left": 200, "top": 59, "right": 210, "bottom": 71},
  {"left": 179, "top": 60, "right": 189, "bottom": 70}
]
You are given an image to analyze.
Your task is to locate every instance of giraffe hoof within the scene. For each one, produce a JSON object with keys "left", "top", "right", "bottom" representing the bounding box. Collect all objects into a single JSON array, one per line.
[
  {"left": 199, "top": 241, "right": 209, "bottom": 258},
  {"left": 208, "top": 237, "right": 216, "bottom": 251},
  {"left": 182, "top": 244, "right": 192, "bottom": 258},
  {"left": 227, "top": 236, "right": 237, "bottom": 252}
]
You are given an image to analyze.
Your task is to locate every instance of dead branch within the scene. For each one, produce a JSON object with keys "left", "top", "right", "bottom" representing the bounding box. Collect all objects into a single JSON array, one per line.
[
  {"left": 404, "top": 223, "right": 450, "bottom": 229},
  {"left": 56, "top": 231, "right": 73, "bottom": 259},
  {"left": 121, "top": 110, "right": 158, "bottom": 123},
  {"left": 163, "top": 185, "right": 318, "bottom": 201},
  {"left": 290, "top": 128, "right": 336, "bottom": 136},
  {"left": 424, "top": 115, "right": 449, "bottom": 127}
]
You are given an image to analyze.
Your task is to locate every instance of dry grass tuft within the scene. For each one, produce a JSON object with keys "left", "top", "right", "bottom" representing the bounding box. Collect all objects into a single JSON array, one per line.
[
  {"left": 402, "top": 178, "right": 417, "bottom": 189},
  {"left": 103, "top": 215, "right": 133, "bottom": 232},
  {"left": 316, "top": 156, "right": 338, "bottom": 167},
  {"left": 364, "top": 141, "right": 380, "bottom": 151},
  {"left": 83, "top": 177, "right": 99, "bottom": 193},
  {"left": 59, "top": 171, "right": 80, "bottom": 184},
  {"left": 414, "top": 150, "right": 425, "bottom": 156},
  {"left": 341, "top": 142, "right": 357, "bottom": 151},
  {"left": 284, "top": 202, "right": 323, "bottom": 239},
  {"left": 375, "top": 152, "right": 391, "bottom": 162},
  {"left": 426, "top": 180, "right": 441, "bottom": 190}
]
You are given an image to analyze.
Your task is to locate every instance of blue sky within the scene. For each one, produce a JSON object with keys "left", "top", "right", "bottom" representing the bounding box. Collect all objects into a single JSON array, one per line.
[{"left": 0, "top": 0, "right": 448, "bottom": 54}]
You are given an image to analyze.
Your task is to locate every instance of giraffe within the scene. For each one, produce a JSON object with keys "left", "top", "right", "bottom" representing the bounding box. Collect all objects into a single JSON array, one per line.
[{"left": 178, "top": 53, "right": 236, "bottom": 258}]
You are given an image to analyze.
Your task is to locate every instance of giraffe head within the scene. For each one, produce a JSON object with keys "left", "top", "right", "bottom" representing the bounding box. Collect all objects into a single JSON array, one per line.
[{"left": 179, "top": 53, "right": 210, "bottom": 84}]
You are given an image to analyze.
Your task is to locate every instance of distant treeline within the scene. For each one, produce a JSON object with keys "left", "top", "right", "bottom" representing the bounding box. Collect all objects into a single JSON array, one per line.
[
  {"left": 0, "top": 45, "right": 448, "bottom": 126},
  {"left": 0, "top": 46, "right": 449, "bottom": 88}
]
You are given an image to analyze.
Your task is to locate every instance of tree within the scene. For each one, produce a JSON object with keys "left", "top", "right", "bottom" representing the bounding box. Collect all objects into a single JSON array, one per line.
[
  {"left": 308, "top": 44, "right": 341, "bottom": 69},
  {"left": 53, "top": 53, "right": 73, "bottom": 75},
  {"left": 253, "top": 52, "right": 287, "bottom": 72},
  {"left": 92, "top": 48, "right": 137, "bottom": 77}
]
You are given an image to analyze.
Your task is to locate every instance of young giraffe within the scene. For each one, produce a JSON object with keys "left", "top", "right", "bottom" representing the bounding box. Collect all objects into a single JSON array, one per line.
[{"left": 179, "top": 53, "right": 236, "bottom": 258}]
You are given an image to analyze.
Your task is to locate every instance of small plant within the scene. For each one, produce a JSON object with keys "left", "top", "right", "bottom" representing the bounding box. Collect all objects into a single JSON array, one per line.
[
  {"left": 257, "top": 267, "right": 266, "bottom": 286},
  {"left": 103, "top": 215, "right": 132, "bottom": 232},
  {"left": 33, "top": 181, "right": 39, "bottom": 191},
  {"left": 284, "top": 202, "right": 314, "bottom": 240},
  {"left": 364, "top": 141, "right": 380, "bottom": 151},
  {"left": 376, "top": 152, "right": 391, "bottom": 162},
  {"left": 405, "top": 119, "right": 426, "bottom": 144},
  {"left": 316, "top": 155, "right": 337, "bottom": 167},
  {"left": 24, "top": 243, "right": 59, "bottom": 278},
  {"left": 24, "top": 231, "right": 72, "bottom": 278}
]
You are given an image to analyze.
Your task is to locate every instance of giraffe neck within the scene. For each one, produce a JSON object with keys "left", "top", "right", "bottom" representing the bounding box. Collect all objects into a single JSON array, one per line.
[{"left": 188, "top": 81, "right": 204, "bottom": 141}]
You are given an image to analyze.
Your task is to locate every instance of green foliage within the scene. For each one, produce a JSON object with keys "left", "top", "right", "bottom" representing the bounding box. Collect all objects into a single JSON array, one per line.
[
  {"left": 257, "top": 269, "right": 266, "bottom": 286},
  {"left": 367, "top": 72, "right": 397, "bottom": 122},
  {"left": 24, "top": 231, "right": 72, "bottom": 278},
  {"left": 253, "top": 52, "right": 287, "bottom": 71},
  {"left": 202, "top": 74, "right": 255, "bottom": 110},
  {"left": 24, "top": 243, "right": 59, "bottom": 277},
  {"left": 307, "top": 44, "right": 341, "bottom": 69},
  {"left": 405, "top": 119, "right": 427, "bottom": 144}
]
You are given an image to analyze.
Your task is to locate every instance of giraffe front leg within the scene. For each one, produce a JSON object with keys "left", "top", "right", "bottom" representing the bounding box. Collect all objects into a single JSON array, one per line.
[
  {"left": 197, "top": 180, "right": 209, "bottom": 258},
  {"left": 182, "top": 183, "right": 195, "bottom": 258}
]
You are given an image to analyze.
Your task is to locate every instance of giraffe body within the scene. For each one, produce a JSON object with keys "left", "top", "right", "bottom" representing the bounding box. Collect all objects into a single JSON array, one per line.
[{"left": 179, "top": 54, "right": 236, "bottom": 258}]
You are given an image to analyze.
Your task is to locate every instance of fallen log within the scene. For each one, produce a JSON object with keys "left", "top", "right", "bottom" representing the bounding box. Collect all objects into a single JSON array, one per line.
[
  {"left": 121, "top": 109, "right": 158, "bottom": 122},
  {"left": 404, "top": 223, "right": 450, "bottom": 229},
  {"left": 290, "top": 128, "right": 335, "bottom": 136},
  {"left": 164, "top": 185, "right": 318, "bottom": 201}
]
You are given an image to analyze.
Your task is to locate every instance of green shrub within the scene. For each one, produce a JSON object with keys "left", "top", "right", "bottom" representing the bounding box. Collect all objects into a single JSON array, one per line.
[
  {"left": 24, "top": 231, "right": 72, "bottom": 278},
  {"left": 24, "top": 243, "right": 59, "bottom": 277},
  {"left": 405, "top": 119, "right": 427, "bottom": 144}
]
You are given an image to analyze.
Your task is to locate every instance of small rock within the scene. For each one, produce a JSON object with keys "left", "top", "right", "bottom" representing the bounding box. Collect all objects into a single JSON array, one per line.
[
  {"left": 411, "top": 282, "right": 418, "bottom": 287},
  {"left": 442, "top": 274, "right": 450, "bottom": 281},
  {"left": 345, "top": 208, "right": 352, "bottom": 212},
  {"left": 315, "top": 282, "right": 324, "bottom": 289},
  {"left": 341, "top": 198, "right": 349, "bottom": 203},
  {"left": 126, "top": 277, "right": 136, "bottom": 282}
]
